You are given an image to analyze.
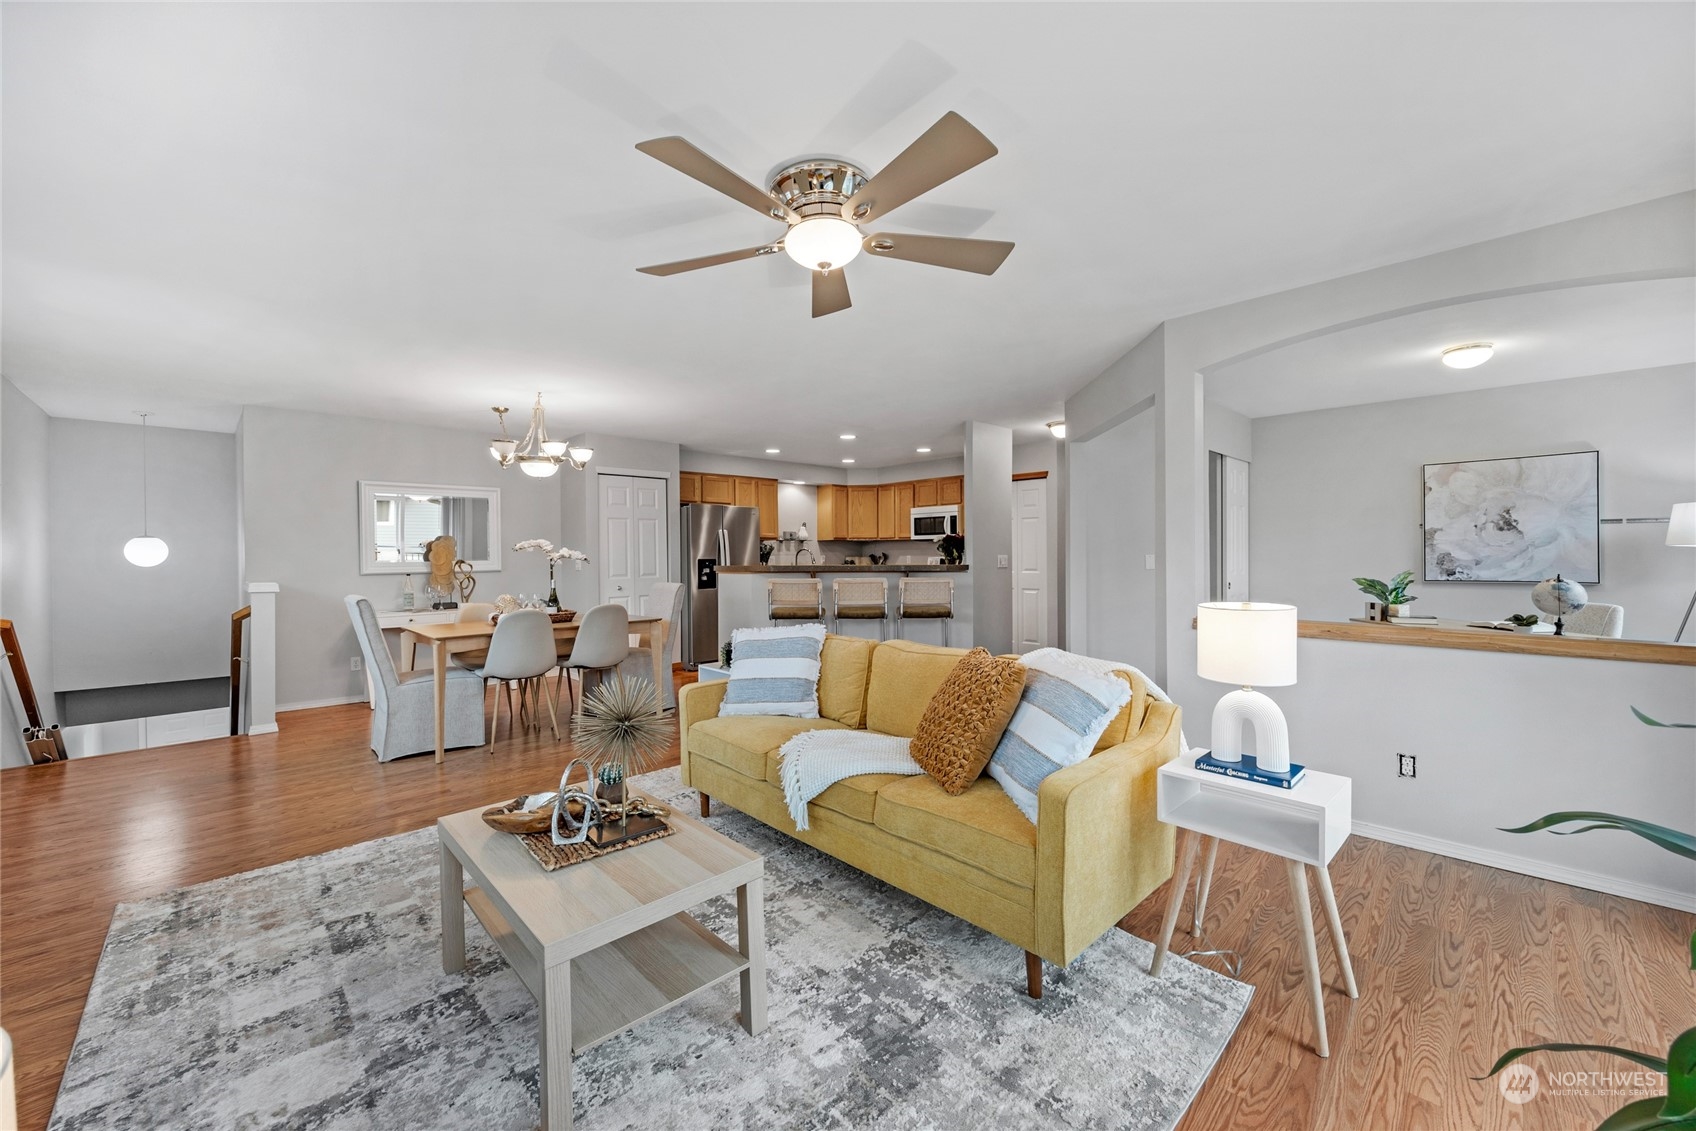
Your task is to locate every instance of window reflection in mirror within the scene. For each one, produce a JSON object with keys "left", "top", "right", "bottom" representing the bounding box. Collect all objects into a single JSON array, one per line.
[{"left": 358, "top": 482, "right": 501, "bottom": 574}]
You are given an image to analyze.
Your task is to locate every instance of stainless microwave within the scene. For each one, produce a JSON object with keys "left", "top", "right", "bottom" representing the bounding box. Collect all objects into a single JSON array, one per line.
[{"left": 910, "top": 505, "right": 960, "bottom": 539}]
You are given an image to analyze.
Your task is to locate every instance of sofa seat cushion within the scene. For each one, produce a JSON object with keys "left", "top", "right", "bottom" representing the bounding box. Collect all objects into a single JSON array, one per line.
[
  {"left": 783, "top": 770, "right": 909, "bottom": 823},
  {"left": 873, "top": 775, "right": 1036, "bottom": 888},
  {"left": 863, "top": 639, "right": 970, "bottom": 738},
  {"left": 690, "top": 716, "right": 852, "bottom": 781}
]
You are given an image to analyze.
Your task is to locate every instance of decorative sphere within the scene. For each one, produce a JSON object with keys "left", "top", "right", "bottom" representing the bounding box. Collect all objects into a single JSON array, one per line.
[{"left": 1531, "top": 576, "right": 1587, "bottom": 618}]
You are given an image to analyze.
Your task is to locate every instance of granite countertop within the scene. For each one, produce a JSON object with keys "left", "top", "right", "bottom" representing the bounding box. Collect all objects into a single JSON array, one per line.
[{"left": 718, "top": 563, "right": 968, "bottom": 573}]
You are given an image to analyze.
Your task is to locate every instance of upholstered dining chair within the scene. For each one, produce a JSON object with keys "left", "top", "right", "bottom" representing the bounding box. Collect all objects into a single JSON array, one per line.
[
  {"left": 458, "top": 609, "right": 560, "bottom": 753},
  {"left": 832, "top": 577, "right": 890, "bottom": 640},
  {"left": 558, "top": 603, "right": 630, "bottom": 715},
  {"left": 896, "top": 577, "right": 955, "bottom": 646},
  {"left": 1551, "top": 602, "right": 1625, "bottom": 638},
  {"left": 767, "top": 578, "right": 823, "bottom": 624},
  {"left": 616, "top": 582, "right": 685, "bottom": 709},
  {"left": 345, "top": 595, "right": 483, "bottom": 761}
]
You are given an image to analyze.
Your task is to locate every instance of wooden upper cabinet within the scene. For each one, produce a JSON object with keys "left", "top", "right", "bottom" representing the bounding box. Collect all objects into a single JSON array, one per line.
[
  {"left": 734, "top": 476, "right": 759, "bottom": 508},
  {"left": 756, "top": 478, "right": 779, "bottom": 539},
  {"left": 818, "top": 484, "right": 848, "bottom": 540},
  {"left": 894, "top": 482, "right": 914, "bottom": 537},
  {"left": 913, "top": 479, "right": 939, "bottom": 507},
  {"left": 678, "top": 472, "right": 701, "bottom": 505},
  {"left": 847, "top": 486, "right": 879, "bottom": 540},
  {"left": 876, "top": 484, "right": 898, "bottom": 539},
  {"left": 938, "top": 476, "right": 964, "bottom": 506},
  {"left": 699, "top": 474, "right": 736, "bottom": 504}
]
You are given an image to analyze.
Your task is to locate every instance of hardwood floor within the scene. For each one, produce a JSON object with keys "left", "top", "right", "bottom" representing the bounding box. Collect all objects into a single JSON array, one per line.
[{"left": 3, "top": 681, "right": 1690, "bottom": 1131}]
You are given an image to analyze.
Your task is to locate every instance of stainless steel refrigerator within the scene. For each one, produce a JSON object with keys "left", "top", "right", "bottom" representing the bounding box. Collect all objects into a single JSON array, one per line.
[{"left": 680, "top": 504, "right": 761, "bottom": 666}]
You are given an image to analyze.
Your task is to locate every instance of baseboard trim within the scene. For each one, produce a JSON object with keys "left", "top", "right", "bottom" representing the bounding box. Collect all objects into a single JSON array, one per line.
[
  {"left": 245, "top": 723, "right": 280, "bottom": 736},
  {"left": 1351, "top": 820, "right": 1695, "bottom": 913},
  {"left": 277, "top": 695, "right": 366, "bottom": 714}
]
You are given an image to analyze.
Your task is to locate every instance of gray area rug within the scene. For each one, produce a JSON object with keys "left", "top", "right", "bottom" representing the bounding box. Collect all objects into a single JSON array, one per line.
[{"left": 50, "top": 768, "right": 1251, "bottom": 1130}]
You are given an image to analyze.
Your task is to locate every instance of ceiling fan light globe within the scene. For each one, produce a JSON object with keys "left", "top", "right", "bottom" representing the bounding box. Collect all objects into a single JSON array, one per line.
[
  {"left": 783, "top": 217, "right": 861, "bottom": 272},
  {"left": 1441, "top": 342, "right": 1494, "bottom": 369},
  {"left": 124, "top": 536, "right": 169, "bottom": 567}
]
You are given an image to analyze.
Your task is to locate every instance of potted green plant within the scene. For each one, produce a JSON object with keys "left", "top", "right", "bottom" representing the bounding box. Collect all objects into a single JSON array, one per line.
[{"left": 1354, "top": 570, "right": 1419, "bottom": 619}]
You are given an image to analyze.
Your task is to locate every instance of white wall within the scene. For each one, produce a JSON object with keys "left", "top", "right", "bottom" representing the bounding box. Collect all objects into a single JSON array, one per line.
[
  {"left": 49, "top": 418, "right": 239, "bottom": 692},
  {"left": 1069, "top": 409, "right": 1159, "bottom": 670},
  {"left": 1, "top": 379, "right": 54, "bottom": 768},
  {"left": 240, "top": 405, "right": 565, "bottom": 710},
  {"left": 964, "top": 422, "right": 1013, "bottom": 654},
  {"left": 1251, "top": 364, "right": 1696, "bottom": 633},
  {"left": 1204, "top": 400, "right": 1252, "bottom": 462}
]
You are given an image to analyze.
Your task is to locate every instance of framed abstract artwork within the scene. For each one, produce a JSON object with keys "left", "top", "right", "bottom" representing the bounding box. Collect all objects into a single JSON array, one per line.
[{"left": 1422, "top": 450, "right": 1599, "bottom": 583}]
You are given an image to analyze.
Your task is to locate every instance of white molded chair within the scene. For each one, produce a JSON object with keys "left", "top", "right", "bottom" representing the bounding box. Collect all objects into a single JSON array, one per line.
[
  {"left": 458, "top": 609, "right": 560, "bottom": 752},
  {"left": 897, "top": 577, "right": 955, "bottom": 645},
  {"left": 346, "top": 595, "right": 484, "bottom": 761},
  {"left": 558, "top": 604, "right": 630, "bottom": 715},
  {"left": 1549, "top": 603, "right": 1624, "bottom": 638},
  {"left": 616, "top": 582, "right": 685, "bottom": 709}
]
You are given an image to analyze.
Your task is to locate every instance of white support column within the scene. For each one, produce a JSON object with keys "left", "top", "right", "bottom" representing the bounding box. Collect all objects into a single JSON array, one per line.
[
  {"left": 245, "top": 582, "right": 279, "bottom": 735},
  {"left": 963, "top": 421, "right": 1014, "bottom": 655}
]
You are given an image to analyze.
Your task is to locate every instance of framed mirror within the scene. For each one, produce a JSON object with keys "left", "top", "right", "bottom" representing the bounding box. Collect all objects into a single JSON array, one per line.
[{"left": 357, "top": 482, "right": 502, "bottom": 574}]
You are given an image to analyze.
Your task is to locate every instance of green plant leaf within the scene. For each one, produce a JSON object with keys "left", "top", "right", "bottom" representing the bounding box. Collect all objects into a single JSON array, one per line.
[
  {"left": 1500, "top": 812, "right": 1696, "bottom": 861},
  {"left": 1480, "top": 1043, "right": 1668, "bottom": 1080},
  {"left": 1633, "top": 707, "right": 1696, "bottom": 729},
  {"left": 1666, "top": 1027, "right": 1696, "bottom": 1118},
  {"left": 1597, "top": 1096, "right": 1693, "bottom": 1131}
]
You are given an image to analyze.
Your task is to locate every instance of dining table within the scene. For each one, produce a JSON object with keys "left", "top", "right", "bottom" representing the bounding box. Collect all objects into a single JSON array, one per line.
[{"left": 400, "top": 614, "right": 667, "bottom": 763}]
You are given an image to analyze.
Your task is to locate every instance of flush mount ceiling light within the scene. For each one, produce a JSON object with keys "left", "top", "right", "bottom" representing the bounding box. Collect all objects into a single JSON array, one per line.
[
  {"left": 1047, "top": 421, "right": 1067, "bottom": 439},
  {"left": 634, "top": 112, "right": 1015, "bottom": 318},
  {"left": 123, "top": 411, "right": 169, "bottom": 568},
  {"left": 488, "top": 394, "right": 593, "bottom": 478},
  {"left": 1441, "top": 342, "right": 1494, "bottom": 369}
]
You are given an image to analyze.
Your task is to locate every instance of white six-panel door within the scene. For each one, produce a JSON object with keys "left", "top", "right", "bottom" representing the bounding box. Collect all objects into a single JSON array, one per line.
[
  {"left": 1011, "top": 478, "right": 1049, "bottom": 650},
  {"left": 599, "top": 474, "right": 668, "bottom": 613},
  {"left": 1221, "top": 455, "right": 1249, "bottom": 601}
]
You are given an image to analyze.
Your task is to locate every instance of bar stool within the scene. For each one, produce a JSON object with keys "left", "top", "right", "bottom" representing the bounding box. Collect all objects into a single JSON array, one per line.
[
  {"left": 767, "top": 578, "right": 824, "bottom": 625},
  {"left": 897, "top": 577, "right": 954, "bottom": 645},
  {"left": 832, "top": 577, "right": 889, "bottom": 640}
]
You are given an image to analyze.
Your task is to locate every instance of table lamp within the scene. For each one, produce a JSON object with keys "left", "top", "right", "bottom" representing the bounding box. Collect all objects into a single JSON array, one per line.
[
  {"left": 1197, "top": 602, "right": 1298, "bottom": 773},
  {"left": 1669, "top": 502, "right": 1696, "bottom": 642}
]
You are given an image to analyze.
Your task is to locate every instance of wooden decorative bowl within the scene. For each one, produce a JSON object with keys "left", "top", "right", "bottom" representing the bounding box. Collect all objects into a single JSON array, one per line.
[{"left": 481, "top": 793, "right": 589, "bottom": 835}]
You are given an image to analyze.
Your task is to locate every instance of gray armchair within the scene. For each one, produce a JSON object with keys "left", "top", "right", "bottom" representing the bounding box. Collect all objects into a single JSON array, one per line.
[{"left": 345, "top": 596, "right": 485, "bottom": 761}]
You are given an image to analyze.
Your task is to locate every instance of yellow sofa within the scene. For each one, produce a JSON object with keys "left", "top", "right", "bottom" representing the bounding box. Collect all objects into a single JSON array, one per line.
[{"left": 678, "top": 636, "right": 1182, "bottom": 997}]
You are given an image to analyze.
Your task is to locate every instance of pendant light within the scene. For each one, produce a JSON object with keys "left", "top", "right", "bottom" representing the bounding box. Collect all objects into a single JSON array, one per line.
[{"left": 123, "top": 412, "right": 169, "bottom": 567}]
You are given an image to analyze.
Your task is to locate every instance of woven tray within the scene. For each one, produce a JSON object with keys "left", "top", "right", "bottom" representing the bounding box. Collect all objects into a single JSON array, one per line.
[{"left": 483, "top": 795, "right": 674, "bottom": 871}]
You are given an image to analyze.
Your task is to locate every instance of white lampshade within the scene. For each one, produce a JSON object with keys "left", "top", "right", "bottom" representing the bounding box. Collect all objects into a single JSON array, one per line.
[
  {"left": 567, "top": 445, "right": 594, "bottom": 464},
  {"left": 1197, "top": 602, "right": 1297, "bottom": 687},
  {"left": 518, "top": 458, "right": 559, "bottom": 478},
  {"left": 539, "top": 439, "right": 568, "bottom": 458},
  {"left": 783, "top": 217, "right": 862, "bottom": 271},
  {"left": 1667, "top": 502, "right": 1696, "bottom": 547},
  {"left": 489, "top": 438, "right": 517, "bottom": 463},
  {"left": 123, "top": 535, "right": 169, "bottom": 567}
]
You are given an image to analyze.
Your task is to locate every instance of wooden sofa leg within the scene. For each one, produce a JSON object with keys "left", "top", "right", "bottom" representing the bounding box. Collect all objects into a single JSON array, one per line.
[
  {"left": 1025, "top": 951, "right": 1042, "bottom": 999},
  {"left": 699, "top": 793, "right": 711, "bottom": 818}
]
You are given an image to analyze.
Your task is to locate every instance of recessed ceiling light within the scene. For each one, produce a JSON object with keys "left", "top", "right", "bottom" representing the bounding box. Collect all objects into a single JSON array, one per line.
[
  {"left": 916, "top": 447, "right": 932, "bottom": 453},
  {"left": 841, "top": 458, "right": 855, "bottom": 464},
  {"left": 765, "top": 448, "right": 780, "bottom": 454},
  {"left": 791, "top": 480, "right": 806, "bottom": 485},
  {"left": 839, "top": 434, "right": 856, "bottom": 440},
  {"left": 1441, "top": 342, "right": 1494, "bottom": 369},
  {"left": 1047, "top": 420, "right": 1067, "bottom": 439}
]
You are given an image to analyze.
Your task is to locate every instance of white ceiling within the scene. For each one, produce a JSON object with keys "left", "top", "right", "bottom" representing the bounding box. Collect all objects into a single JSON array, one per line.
[
  {"left": 1207, "top": 277, "right": 1696, "bottom": 419},
  {"left": 4, "top": 3, "right": 1692, "bottom": 467}
]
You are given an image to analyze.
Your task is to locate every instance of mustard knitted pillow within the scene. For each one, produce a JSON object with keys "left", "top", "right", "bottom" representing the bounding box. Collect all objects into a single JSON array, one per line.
[{"left": 909, "top": 648, "right": 1028, "bottom": 795}]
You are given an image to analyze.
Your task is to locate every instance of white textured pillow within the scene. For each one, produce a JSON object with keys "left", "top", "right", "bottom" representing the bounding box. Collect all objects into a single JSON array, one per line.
[
  {"left": 720, "top": 623, "right": 827, "bottom": 718},
  {"left": 987, "top": 650, "right": 1134, "bottom": 822}
]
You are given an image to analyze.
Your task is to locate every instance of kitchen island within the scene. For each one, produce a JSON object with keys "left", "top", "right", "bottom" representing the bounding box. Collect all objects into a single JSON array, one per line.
[{"left": 716, "top": 564, "right": 971, "bottom": 648}]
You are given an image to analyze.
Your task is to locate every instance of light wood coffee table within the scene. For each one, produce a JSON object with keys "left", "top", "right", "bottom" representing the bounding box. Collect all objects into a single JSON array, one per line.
[{"left": 438, "top": 805, "right": 766, "bottom": 1130}]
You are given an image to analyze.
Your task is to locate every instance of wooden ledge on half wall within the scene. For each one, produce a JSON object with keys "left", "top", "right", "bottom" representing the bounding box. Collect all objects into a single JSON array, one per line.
[{"left": 1297, "top": 618, "right": 1696, "bottom": 666}]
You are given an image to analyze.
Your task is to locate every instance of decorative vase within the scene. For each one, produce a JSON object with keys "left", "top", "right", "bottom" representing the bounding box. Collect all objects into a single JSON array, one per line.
[
  {"left": 1386, "top": 604, "right": 1413, "bottom": 618},
  {"left": 547, "top": 562, "right": 560, "bottom": 610}
]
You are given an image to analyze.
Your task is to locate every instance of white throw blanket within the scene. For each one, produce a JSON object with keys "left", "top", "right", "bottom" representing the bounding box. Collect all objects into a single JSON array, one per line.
[{"left": 778, "top": 730, "right": 922, "bottom": 831}]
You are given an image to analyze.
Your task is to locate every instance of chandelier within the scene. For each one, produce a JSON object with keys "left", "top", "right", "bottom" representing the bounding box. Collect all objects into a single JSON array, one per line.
[{"left": 488, "top": 394, "right": 593, "bottom": 478}]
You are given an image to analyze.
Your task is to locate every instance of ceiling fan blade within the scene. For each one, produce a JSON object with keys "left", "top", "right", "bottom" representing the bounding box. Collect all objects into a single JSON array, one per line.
[
  {"left": 840, "top": 111, "right": 998, "bottom": 226},
  {"left": 635, "top": 137, "right": 798, "bottom": 223},
  {"left": 636, "top": 244, "right": 778, "bottom": 276},
  {"left": 862, "top": 233, "right": 1013, "bottom": 275},
  {"left": 812, "top": 268, "right": 851, "bottom": 318}
]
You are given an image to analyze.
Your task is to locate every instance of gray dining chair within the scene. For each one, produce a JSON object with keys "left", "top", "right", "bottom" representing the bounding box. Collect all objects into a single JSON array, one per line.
[
  {"left": 617, "top": 581, "right": 684, "bottom": 709},
  {"left": 1549, "top": 602, "right": 1625, "bottom": 638},
  {"left": 558, "top": 603, "right": 630, "bottom": 715},
  {"left": 458, "top": 609, "right": 560, "bottom": 753},
  {"left": 345, "top": 595, "right": 484, "bottom": 761}
]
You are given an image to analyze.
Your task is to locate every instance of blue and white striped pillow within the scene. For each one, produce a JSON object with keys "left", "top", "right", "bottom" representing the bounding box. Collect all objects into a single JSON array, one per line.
[
  {"left": 720, "top": 623, "right": 828, "bottom": 718},
  {"left": 987, "top": 651, "right": 1133, "bottom": 822}
]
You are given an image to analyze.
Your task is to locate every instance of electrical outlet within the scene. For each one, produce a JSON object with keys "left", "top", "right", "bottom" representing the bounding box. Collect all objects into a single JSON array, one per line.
[
  {"left": 1145, "top": 554, "right": 1156, "bottom": 570},
  {"left": 1398, "top": 753, "right": 1416, "bottom": 778},
  {"left": 997, "top": 554, "right": 1009, "bottom": 568},
  {"left": 351, "top": 656, "right": 362, "bottom": 672}
]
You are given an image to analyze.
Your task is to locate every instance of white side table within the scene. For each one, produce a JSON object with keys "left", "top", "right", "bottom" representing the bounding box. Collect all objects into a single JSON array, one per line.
[{"left": 1149, "top": 755, "right": 1358, "bottom": 1057}]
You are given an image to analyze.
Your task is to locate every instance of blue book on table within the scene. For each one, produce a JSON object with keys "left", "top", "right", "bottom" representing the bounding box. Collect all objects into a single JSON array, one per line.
[{"left": 1193, "top": 751, "right": 1307, "bottom": 789}]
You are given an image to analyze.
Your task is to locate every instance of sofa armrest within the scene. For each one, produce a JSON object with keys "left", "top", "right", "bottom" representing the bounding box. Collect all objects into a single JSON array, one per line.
[
  {"left": 1032, "top": 701, "right": 1182, "bottom": 965},
  {"left": 677, "top": 679, "right": 730, "bottom": 786}
]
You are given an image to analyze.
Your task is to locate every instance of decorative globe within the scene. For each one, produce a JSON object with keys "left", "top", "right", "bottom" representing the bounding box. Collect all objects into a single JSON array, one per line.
[{"left": 1531, "top": 575, "right": 1588, "bottom": 618}]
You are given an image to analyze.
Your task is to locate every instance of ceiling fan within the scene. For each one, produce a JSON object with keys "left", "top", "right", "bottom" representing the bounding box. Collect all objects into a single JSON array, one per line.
[{"left": 634, "top": 111, "right": 1013, "bottom": 318}]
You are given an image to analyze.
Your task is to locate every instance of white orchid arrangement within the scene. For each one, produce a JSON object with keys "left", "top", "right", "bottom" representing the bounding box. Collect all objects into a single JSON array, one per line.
[
  {"left": 513, "top": 538, "right": 554, "bottom": 553},
  {"left": 549, "top": 547, "right": 590, "bottom": 564}
]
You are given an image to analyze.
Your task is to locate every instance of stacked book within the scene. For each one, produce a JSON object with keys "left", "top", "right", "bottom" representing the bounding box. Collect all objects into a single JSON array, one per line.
[{"left": 1192, "top": 750, "right": 1308, "bottom": 789}]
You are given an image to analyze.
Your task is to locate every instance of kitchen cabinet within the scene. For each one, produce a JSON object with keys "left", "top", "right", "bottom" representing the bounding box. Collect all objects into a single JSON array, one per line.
[
  {"left": 734, "top": 476, "right": 759, "bottom": 508},
  {"left": 894, "top": 482, "right": 914, "bottom": 537},
  {"left": 938, "top": 476, "right": 964, "bottom": 506},
  {"left": 847, "top": 486, "right": 879, "bottom": 540},
  {"left": 816, "top": 484, "right": 846, "bottom": 540},
  {"left": 700, "top": 474, "right": 736, "bottom": 504},
  {"left": 756, "top": 478, "right": 779, "bottom": 539},
  {"left": 876, "top": 484, "right": 898, "bottom": 539},
  {"left": 678, "top": 472, "right": 701, "bottom": 504},
  {"left": 913, "top": 479, "right": 938, "bottom": 507}
]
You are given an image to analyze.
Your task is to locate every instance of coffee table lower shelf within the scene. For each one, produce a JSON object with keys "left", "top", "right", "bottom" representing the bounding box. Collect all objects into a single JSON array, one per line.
[{"left": 464, "top": 885, "right": 749, "bottom": 1052}]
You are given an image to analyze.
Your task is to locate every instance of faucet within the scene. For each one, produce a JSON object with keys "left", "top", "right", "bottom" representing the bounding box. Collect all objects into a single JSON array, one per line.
[{"left": 795, "top": 546, "right": 815, "bottom": 566}]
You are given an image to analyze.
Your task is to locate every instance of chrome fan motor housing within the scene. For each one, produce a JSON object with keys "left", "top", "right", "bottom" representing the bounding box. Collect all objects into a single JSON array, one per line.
[{"left": 766, "top": 157, "right": 869, "bottom": 221}]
